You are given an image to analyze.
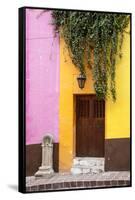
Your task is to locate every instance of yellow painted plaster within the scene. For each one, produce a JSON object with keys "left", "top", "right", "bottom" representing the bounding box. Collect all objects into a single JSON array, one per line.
[
  {"left": 105, "top": 25, "right": 130, "bottom": 139},
  {"left": 59, "top": 23, "right": 130, "bottom": 171}
]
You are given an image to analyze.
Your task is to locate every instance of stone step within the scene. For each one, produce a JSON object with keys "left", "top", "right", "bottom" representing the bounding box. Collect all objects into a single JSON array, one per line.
[
  {"left": 73, "top": 157, "right": 105, "bottom": 167},
  {"left": 72, "top": 164, "right": 104, "bottom": 170},
  {"left": 71, "top": 157, "right": 105, "bottom": 175},
  {"left": 71, "top": 167, "right": 104, "bottom": 174}
]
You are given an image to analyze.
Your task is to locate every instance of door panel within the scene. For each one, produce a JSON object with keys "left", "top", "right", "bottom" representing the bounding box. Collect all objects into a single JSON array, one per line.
[{"left": 76, "top": 95, "right": 105, "bottom": 157}]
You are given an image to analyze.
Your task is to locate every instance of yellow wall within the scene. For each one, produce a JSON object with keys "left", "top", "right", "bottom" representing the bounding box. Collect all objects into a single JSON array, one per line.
[
  {"left": 59, "top": 24, "right": 130, "bottom": 171},
  {"left": 105, "top": 26, "right": 130, "bottom": 139}
]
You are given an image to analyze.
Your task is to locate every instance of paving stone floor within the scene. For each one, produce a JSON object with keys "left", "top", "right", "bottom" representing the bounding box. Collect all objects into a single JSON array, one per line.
[{"left": 26, "top": 171, "right": 130, "bottom": 192}]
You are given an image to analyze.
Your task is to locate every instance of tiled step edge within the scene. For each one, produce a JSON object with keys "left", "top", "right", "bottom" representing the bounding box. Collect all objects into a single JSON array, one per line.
[{"left": 26, "top": 180, "right": 131, "bottom": 192}]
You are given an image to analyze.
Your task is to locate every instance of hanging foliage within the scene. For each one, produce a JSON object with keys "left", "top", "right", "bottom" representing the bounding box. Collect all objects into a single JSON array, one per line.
[{"left": 52, "top": 11, "right": 130, "bottom": 101}]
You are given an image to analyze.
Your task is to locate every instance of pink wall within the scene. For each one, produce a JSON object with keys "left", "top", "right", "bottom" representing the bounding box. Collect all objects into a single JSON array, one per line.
[{"left": 26, "top": 9, "right": 60, "bottom": 144}]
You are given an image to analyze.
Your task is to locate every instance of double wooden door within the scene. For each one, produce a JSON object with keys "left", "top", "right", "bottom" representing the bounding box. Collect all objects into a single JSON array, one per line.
[{"left": 76, "top": 95, "right": 105, "bottom": 157}]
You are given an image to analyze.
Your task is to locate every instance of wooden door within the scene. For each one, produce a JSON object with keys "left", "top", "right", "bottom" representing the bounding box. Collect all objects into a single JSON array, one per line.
[{"left": 76, "top": 95, "right": 105, "bottom": 157}]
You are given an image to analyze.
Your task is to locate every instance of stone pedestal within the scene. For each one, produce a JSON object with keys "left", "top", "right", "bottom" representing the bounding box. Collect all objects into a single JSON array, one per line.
[{"left": 35, "top": 134, "right": 54, "bottom": 178}]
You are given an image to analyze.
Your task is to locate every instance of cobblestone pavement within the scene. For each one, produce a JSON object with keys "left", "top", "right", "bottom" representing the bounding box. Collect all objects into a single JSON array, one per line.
[{"left": 26, "top": 171, "right": 130, "bottom": 192}]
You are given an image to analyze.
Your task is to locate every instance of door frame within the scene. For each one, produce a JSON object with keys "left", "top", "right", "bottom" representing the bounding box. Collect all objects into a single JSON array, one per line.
[{"left": 73, "top": 94, "right": 105, "bottom": 158}]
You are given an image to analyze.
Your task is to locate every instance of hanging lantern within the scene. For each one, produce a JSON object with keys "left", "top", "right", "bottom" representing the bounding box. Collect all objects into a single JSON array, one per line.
[{"left": 77, "top": 73, "right": 86, "bottom": 89}]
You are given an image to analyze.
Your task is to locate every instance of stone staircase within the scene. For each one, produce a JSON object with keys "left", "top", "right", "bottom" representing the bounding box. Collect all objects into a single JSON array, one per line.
[{"left": 71, "top": 157, "right": 105, "bottom": 175}]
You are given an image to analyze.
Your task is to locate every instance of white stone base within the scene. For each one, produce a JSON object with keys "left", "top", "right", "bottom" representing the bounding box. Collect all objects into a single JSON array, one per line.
[
  {"left": 35, "top": 166, "right": 54, "bottom": 178},
  {"left": 71, "top": 157, "right": 105, "bottom": 175}
]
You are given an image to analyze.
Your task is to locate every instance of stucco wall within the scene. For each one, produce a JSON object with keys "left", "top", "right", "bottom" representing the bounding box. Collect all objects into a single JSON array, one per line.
[
  {"left": 59, "top": 24, "right": 130, "bottom": 171},
  {"left": 25, "top": 9, "right": 130, "bottom": 172},
  {"left": 105, "top": 24, "right": 130, "bottom": 139},
  {"left": 26, "top": 9, "right": 60, "bottom": 144}
]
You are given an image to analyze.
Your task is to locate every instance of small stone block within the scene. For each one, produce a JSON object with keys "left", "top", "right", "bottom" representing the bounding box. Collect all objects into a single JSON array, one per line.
[
  {"left": 39, "top": 184, "right": 45, "bottom": 191},
  {"left": 91, "top": 181, "right": 96, "bottom": 187},
  {"left": 77, "top": 181, "right": 84, "bottom": 187},
  {"left": 26, "top": 187, "right": 31, "bottom": 192},
  {"left": 117, "top": 180, "right": 125, "bottom": 185},
  {"left": 125, "top": 180, "right": 131, "bottom": 186},
  {"left": 71, "top": 182, "right": 77, "bottom": 187},
  {"left": 59, "top": 182, "right": 64, "bottom": 189},
  {"left": 73, "top": 159, "right": 79, "bottom": 165},
  {"left": 97, "top": 181, "right": 104, "bottom": 186},
  {"left": 111, "top": 180, "right": 118, "bottom": 186},
  {"left": 104, "top": 181, "right": 111, "bottom": 186},
  {"left": 82, "top": 168, "right": 90, "bottom": 173},
  {"left": 64, "top": 182, "right": 71, "bottom": 188},
  {"left": 52, "top": 183, "right": 60, "bottom": 189},
  {"left": 31, "top": 185, "right": 38, "bottom": 191},
  {"left": 84, "top": 181, "right": 91, "bottom": 187},
  {"left": 46, "top": 184, "right": 52, "bottom": 190}
]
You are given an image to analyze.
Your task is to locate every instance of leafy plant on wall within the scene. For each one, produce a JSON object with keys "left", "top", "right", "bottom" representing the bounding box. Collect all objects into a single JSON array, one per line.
[{"left": 52, "top": 11, "right": 130, "bottom": 101}]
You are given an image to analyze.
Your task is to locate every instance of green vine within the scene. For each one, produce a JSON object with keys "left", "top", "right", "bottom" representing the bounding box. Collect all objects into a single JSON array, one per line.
[{"left": 52, "top": 11, "right": 130, "bottom": 101}]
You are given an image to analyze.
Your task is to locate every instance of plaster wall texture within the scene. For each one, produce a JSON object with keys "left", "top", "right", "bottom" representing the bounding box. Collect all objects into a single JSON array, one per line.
[{"left": 26, "top": 9, "right": 60, "bottom": 144}]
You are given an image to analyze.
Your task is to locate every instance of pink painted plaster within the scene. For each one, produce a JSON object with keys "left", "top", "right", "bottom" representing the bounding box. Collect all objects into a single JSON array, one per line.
[{"left": 26, "top": 9, "right": 59, "bottom": 144}]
